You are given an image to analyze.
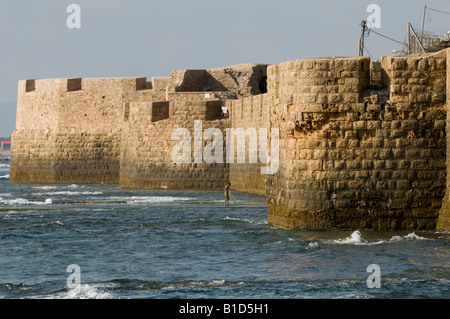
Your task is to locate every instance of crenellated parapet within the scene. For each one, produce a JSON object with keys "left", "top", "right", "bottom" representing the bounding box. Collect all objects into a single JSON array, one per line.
[
  {"left": 16, "top": 77, "right": 154, "bottom": 130},
  {"left": 10, "top": 65, "right": 264, "bottom": 186}
]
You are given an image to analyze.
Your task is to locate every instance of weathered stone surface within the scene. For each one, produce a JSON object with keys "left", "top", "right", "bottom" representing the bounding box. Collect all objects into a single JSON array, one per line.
[
  {"left": 436, "top": 48, "right": 450, "bottom": 231},
  {"left": 120, "top": 100, "right": 229, "bottom": 189},
  {"left": 10, "top": 49, "right": 450, "bottom": 230},
  {"left": 168, "top": 63, "right": 269, "bottom": 98},
  {"left": 264, "top": 51, "right": 448, "bottom": 230}
]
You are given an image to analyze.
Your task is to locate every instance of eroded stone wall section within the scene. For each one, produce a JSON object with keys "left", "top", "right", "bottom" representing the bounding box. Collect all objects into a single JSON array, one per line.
[
  {"left": 227, "top": 94, "right": 274, "bottom": 195},
  {"left": 11, "top": 77, "right": 153, "bottom": 183},
  {"left": 10, "top": 51, "right": 450, "bottom": 230},
  {"left": 264, "top": 52, "right": 447, "bottom": 230},
  {"left": 437, "top": 49, "right": 450, "bottom": 231},
  {"left": 119, "top": 100, "right": 230, "bottom": 189}
]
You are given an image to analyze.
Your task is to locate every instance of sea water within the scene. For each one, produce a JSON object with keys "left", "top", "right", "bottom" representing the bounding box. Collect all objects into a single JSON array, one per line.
[{"left": 0, "top": 162, "right": 449, "bottom": 299}]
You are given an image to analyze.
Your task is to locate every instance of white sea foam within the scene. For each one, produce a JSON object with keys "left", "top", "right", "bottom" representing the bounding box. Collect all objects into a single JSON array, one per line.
[
  {"left": 111, "top": 196, "right": 193, "bottom": 204},
  {"left": 68, "top": 184, "right": 83, "bottom": 189},
  {"left": 0, "top": 163, "right": 9, "bottom": 168},
  {"left": 328, "top": 230, "right": 429, "bottom": 246},
  {"left": 389, "top": 232, "right": 428, "bottom": 242},
  {"left": 0, "top": 174, "right": 9, "bottom": 179},
  {"left": 32, "top": 186, "right": 58, "bottom": 190},
  {"left": 263, "top": 240, "right": 282, "bottom": 246},
  {"left": 207, "top": 279, "right": 226, "bottom": 287},
  {"left": 331, "top": 230, "right": 366, "bottom": 245},
  {"left": 165, "top": 279, "right": 232, "bottom": 290},
  {"left": 44, "top": 284, "right": 113, "bottom": 299},
  {"left": 224, "top": 216, "right": 267, "bottom": 225},
  {"left": 32, "top": 191, "right": 103, "bottom": 196},
  {"left": 0, "top": 197, "right": 53, "bottom": 206},
  {"left": 0, "top": 198, "right": 31, "bottom": 205},
  {"left": 307, "top": 242, "right": 319, "bottom": 249}
]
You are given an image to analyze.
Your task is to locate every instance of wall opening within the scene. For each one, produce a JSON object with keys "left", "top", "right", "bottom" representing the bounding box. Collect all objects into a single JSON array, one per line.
[
  {"left": 25, "top": 79, "right": 35, "bottom": 92},
  {"left": 136, "top": 78, "right": 147, "bottom": 91},
  {"left": 151, "top": 101, "right": 169, "bottom": 122},
  {"left": 67, "top": 78, "right": 82, "bottom": 91},
  {"left": 259, "top": 76, "right": 268, "bottom": 94},
  {"left": 205, "top": 100, "right": 224, "bottom": 121}
]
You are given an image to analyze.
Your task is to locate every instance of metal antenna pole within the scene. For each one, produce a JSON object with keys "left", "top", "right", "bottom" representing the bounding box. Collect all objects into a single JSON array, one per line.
[
  {"left": 407, "top": 23, "right": 410, "bottom": 54},
  {"left": 409, "top": 23, "right": 427, "bottom": 53},
  {"left": 421, "top": 4, "right": 426, "bottom": 45},
  {"left": 359, "top": 20, "right": 366, "bottom": 56}
]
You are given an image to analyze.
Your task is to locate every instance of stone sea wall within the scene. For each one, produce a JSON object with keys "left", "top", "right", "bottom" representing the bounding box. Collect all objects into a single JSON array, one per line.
[
  {"left": 10, "top": 51, "right": 450, "bottom": 230},
  {"left": 11, "top": 77, "right": 149, "bottom": 183},
  {"left": 119, "top": 100, "right": 229, "bottom": 189},
  {"left": 227, "top": 94, "right": 274, "bottom": 195},
  {"left": 436, "top": 48, "right": 450, "bottom": 230},
  {"left": 264, "top": 52, "right": 448, "bottom": 230}
]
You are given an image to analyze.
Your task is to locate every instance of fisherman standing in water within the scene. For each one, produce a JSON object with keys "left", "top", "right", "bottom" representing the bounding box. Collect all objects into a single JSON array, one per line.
[{"left": 224, "top": 182, "right": 231, "bottom": 205}]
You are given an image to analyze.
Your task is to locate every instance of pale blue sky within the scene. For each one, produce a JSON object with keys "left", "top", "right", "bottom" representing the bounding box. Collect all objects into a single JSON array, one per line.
[{"left": 0, "top": 0, "right": 449, "bottom": 136}]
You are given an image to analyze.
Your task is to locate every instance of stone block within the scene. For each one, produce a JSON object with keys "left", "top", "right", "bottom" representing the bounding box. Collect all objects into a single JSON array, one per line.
[
  {"left": 396, "top": 180, "right": 411, "bottom": 190},
  {"left": 392, "top": 59, "right": 407, "bottom": 70}
]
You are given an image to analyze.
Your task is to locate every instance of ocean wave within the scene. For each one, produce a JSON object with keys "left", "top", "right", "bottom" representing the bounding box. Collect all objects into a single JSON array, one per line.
[
  {"left": 32, "top": 186, "right": 58, "bottom": 190},
  {"left": 1, "top": 283, "right": 33, "bottom": 296},
  {"left": 100, "top": 278, "right": 240, "bottom": 291},
  {"left": 32, "top": 185, "right": 85, "bottom": 190},
  {"left": 263, "top": 240, "right": 283, "bottom": 247},
  {"left": 223, "top": 216, "right": 267, "bottom": 225},
  {"left": 328, "top": 230, "right": 429, "bottom": 246},
  {"left": 307, "top": 242, "right": 319, "bottom": 249},
  {"left": 389, "top": 232, "right": 428, "bottom": 242},
  {"left": 111, "top": 196, "right": 193, "bottom": 205},
  {"left": 0, "top": 197, "right": 52, "bottom": 206},
  {"left": 331, "top": 230, "right": 367, "bottom": 245},
  {"left": 41, "top": 284, "right": 113, "bottom": 299},
  {"left": 164, "top": 279, "right": 244, "bottom": 290},
  {"left": 0, "top": 174, "right": 9, "bottom": 179},
  {"left": 0, "top": 163, "right": 9, "bottom": 168},
  {"left": 68, "top": 184, "right": 83, "bottom": 189},
  {"left": 32, "top": 191, "right": 103, "bottom": 196}
]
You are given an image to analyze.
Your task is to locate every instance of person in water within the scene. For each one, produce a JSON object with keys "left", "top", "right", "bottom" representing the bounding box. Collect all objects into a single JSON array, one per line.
[{"left": 224, "top": 182, "right": 231, "bottom": 205}]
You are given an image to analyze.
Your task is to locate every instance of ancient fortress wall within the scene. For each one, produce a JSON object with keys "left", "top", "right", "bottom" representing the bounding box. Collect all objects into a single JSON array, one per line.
[
  {"left": 264, "top": 51, "right": 448, "bottom": 230},
  {"left": 119, "top": 100, "right": 230, "bottom": 189},
  {"left": 10, "top": 50, "right": 450, "bottom": 230},
  {"left": 11, "top": 77, "right": 152, "bottom": 183},
  {"left": 10, "top": 64, "right": 266, "bottom": 186},
  {"left": 436, "top": 50, "right": 450, "bottom": 230},
  {"left": 168, "top": 64, "right": 268, "bottom": 97},
  {"left": 227, "top": 94, "right": 274, "bottom": 195}
]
